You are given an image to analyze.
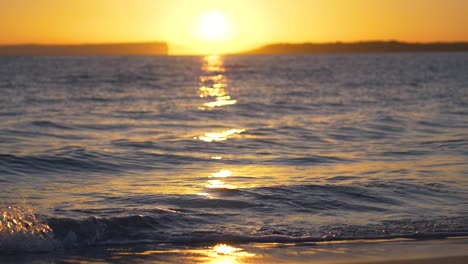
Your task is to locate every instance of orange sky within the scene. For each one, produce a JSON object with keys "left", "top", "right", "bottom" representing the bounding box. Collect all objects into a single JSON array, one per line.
[{"left": 1, "top": 0, "right": 467, "bottom": 54}]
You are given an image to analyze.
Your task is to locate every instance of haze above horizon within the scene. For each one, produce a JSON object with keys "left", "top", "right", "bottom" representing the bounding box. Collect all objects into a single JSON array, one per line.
[{"left": 1, "top": 0, "right": 467, "bottom": 55}]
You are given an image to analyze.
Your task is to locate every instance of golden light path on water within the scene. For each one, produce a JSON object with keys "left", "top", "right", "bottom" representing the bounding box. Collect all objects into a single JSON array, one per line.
[
  {"left": 203, "top": 96, "right": 237, "bottom": 108},
  {"left": 206, "top": 169, "right": 235, "bottom": 189},
  {"left": 198, "top": 55, "right": 238, "bottom": 110},
  {"left": 207, "top": 244, "right": 255, "bottom": 264},
  {"left": 196, "top": 55, "right": 245, "bottom": 146},
  {"left": 113, "top": 243, "right": 255, "bottom": 263},
  {"left": 197, "top": 128, "right": 245, "bottom": 143},
  {"left": 206, "top": 179, "right": 236, "bottom": 189},
  {"left": 196, "top": 55, "right": 243, "bottom": 193},
  {"left": 211, "top": 169, "right": 232, "bottom": 178}
]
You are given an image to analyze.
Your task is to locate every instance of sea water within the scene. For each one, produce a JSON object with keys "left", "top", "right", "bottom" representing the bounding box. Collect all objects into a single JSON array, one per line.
[{"left": 0, "top": 53, "right": 467, "bottom": 260}]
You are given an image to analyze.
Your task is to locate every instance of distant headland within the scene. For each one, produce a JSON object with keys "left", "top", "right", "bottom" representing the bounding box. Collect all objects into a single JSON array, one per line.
[
  {"left": 242, "top": 41, "right": 468, "bottom": 55},
  {"left": 0, "top": 42, "right": 168, "bottom": 56},
  {"left": 2, "top": 41, "right": 468, "bottom": 56}
]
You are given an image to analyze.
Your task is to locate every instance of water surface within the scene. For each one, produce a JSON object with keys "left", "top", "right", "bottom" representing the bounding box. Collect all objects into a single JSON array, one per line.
[{"left": 0, "top": 53, "right": 467, "bottom": 256}]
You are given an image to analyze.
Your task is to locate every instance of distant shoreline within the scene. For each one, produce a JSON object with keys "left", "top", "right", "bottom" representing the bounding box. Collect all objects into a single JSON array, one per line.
[
  {"left": 240, "top": 41, "right": 468, "bottom": 55},
  {"left": 1, "top": 41, "right": 468, "bottom": 56},
  {"left": 0, "top": 42, "right": 168, "bottom": 56}
]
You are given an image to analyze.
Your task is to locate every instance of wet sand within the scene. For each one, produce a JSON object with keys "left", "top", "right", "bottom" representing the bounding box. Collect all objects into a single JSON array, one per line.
[
  {"left": 2, "top": 237, "right": 464, "bottom": 263},
  {"left": 246, "top": 238, "right": 468, "bottom": 264},
  {"left": 355, "top": 255, "right": 467, "bottom": 264}
]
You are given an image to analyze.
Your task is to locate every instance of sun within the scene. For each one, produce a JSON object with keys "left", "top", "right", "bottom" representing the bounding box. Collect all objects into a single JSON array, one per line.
[{"left": 191, "top": 11, "right": 232, "bottom": 43}]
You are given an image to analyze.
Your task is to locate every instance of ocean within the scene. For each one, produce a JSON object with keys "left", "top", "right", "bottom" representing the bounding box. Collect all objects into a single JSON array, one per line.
[{"left": 0, "top": 53, "right": 467, "bottom": 262}]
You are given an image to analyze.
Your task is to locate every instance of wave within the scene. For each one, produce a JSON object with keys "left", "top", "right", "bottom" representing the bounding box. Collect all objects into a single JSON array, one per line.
[
  {"left": 0, "top": 152, "right": 123, "bottom": 176},
  {"left": 0, "top": 145, "right": 358, "bottom": 177},
  {"left": 4, "top": 212, "right": 468, "bottom": 253},
  {"left": 0, "top": 146, "right": 213, "bottom": 176},
  {"left": 268, "top": 155, "right": 353, "bottom": 165},
  {"left": 1, "top": 179, "right": 468, "bottom": 253},
  {"left": 30, "top": 120, "right": 74, "bottom": 130},
  {"left": 0, "top": 206, "right": 56, "bottom": 253}
]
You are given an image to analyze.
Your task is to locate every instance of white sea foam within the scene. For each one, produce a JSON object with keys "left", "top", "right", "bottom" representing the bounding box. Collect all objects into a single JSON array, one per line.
[{"left": 0, "top": 205, "right": 56, "bottom": 253}]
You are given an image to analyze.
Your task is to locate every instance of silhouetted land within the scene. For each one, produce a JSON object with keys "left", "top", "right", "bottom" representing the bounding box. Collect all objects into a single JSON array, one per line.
[
  {"left": 0, "top": 42, "right": 168, "bottom": 56},
  {"left": 242, "top": 41, "right": 468, "bottom": 55}
]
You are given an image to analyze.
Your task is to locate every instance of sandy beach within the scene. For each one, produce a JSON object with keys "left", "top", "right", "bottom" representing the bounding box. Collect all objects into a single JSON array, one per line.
[
  {"left": 243, "top": 238, "right": 468, "bottom": 264},
  {"left": 356, "top": 256, "right": 467, "bottom": 264},
  {"left": 2, "top": 237, "right": 462, "bottom": 263}
]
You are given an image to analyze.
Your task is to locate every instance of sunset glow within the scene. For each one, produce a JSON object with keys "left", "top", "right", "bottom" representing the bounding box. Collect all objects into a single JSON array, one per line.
[
  {"left": 191, "top": 11, "right": 231, "bottom": 43},
  {"left": 1, "top": 0, "right": 468, "bottom": 54}
]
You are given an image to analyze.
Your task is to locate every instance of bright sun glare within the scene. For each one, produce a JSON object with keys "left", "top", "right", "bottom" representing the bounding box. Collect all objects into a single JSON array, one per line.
[{"left": 192, "top": 11, "right": 231, "bottom": 43}]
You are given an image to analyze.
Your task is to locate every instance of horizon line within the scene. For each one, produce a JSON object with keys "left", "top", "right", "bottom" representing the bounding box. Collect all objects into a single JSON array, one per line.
[{"left": 2, "top": 40, "right": 468, "bottom": 56}]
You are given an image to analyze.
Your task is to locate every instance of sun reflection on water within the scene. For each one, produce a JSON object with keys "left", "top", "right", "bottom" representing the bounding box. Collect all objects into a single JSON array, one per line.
[
  {"left": 196, "top": 55, "right": 244, "bottom": 193},
  {"left": 197, "top": 128, "right": 245, "bottom": 142},
  {"left": 113, "top": 243, "right": 255, "bottom": 263},
  {"left": 206, "top": 244, "right": 255, "bottom": 264},
  {"left": 213, "top": 244, "right": 239, "bottom": 255},
  {"left": 199, "top": 84, "right": 227, "bottom": 98},
  {"left": 205, "top": 169, "right": 237, "bottom": 190},
  {"left": 198, "top": 55, "right": 237, "bottom": 110},
  {"left": 211, "top": 169, "right": 232, "bottom": 178},
  {"left": 203, "top": 97, "right": 237, "bottom": 108},
  {"left": 206, "top": 179, "right": 236, "bottom": 189}
]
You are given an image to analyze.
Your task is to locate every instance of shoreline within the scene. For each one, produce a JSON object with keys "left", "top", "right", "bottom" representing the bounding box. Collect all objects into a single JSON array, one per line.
[
  {"left": 1, "top": 237, "right": 466, "bottom": 263},
  {"left": 353, "top": 256, "right": 468, "bottom": 264}
]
